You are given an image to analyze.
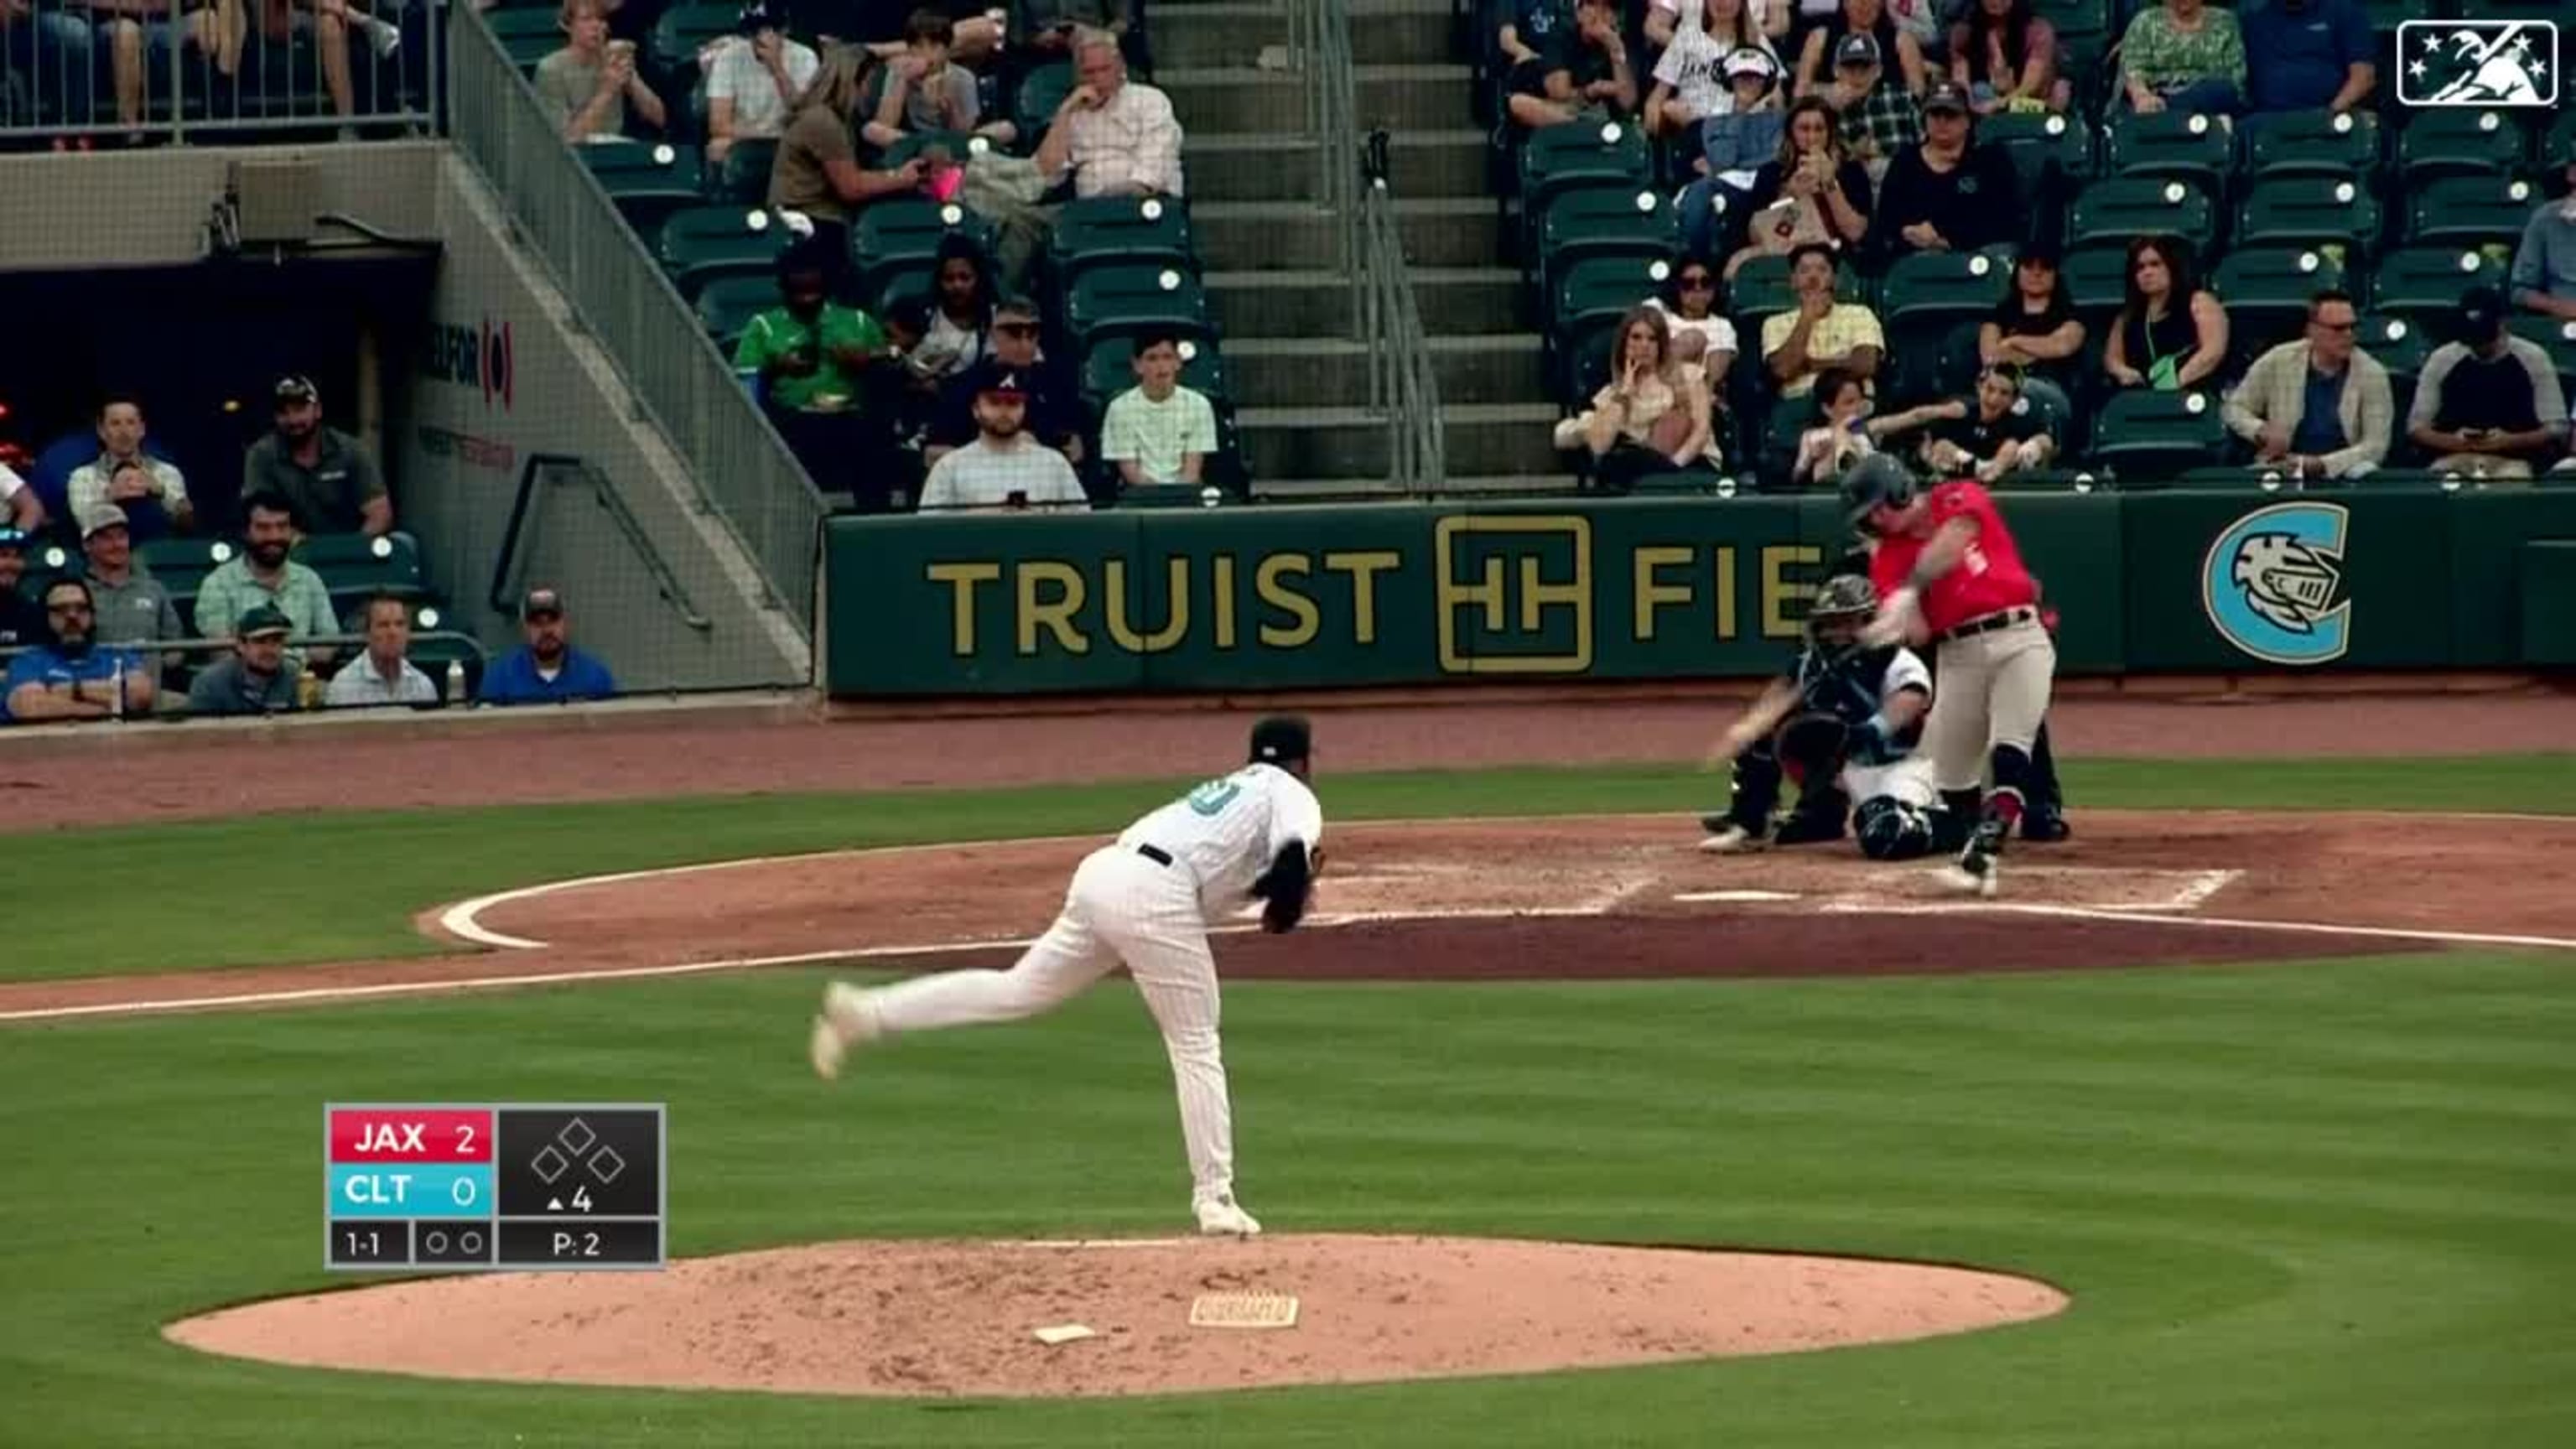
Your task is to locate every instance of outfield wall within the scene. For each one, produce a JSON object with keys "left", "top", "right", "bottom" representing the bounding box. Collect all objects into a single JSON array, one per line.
[{"left": 821, "top": 489, "right": 2576, "bottom": 697}]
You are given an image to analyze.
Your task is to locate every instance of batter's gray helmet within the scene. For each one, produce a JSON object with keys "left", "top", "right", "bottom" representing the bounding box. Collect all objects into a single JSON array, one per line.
[{"left": 1839, "top": 452, "right": 1918, "bottom": 531}]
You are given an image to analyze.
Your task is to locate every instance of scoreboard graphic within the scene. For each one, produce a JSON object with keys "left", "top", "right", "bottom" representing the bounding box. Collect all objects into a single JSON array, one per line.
[{"left": 324, "top": 1104, "right": 667, "bottom": 1271}]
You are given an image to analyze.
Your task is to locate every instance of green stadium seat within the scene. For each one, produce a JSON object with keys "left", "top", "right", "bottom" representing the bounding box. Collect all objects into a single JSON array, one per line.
[
  {"left": 2405, "top": 174, "right": 2549, "bottom": 250},
  {"left": 2028, "top": 0, "right": 2111, "bottom": 48},
  {"left": 879, "top": 130, "right": 999, "bottom": 169},
  {"left": 2089, "top": 388, "right": 2226, "bottom": 477},
  {"left": 693, "top": 274, "right": 782, "bottom": 350},
  {"left": 293, "top": 532, "right": 426, "bottom": 595},
  {"left": 484, "top": 8, "right": 563, "bottom": 72},
  {"left": 2358, "top": 311, "right": 2435, "bottom": 420},
  {"left": 580, "top": 141, "right": 707, "bottom": 234},
  {"left": 1551, "top": 255, "right": 1675, "bottom": 340},
  {"left": 650, "top": 3, "right": 738, "bottom": 77},
  {"left": 1979, "top": 110, "right": 2099, "bottom": 202},
  {"left": 2370, "top": 246, "right": 2509, "bottom": 319},
  {"left": 1879, "top": 251, "right": 2012, "bottom": 334},
  {"left": 851, "top": 199, "right": 1000, "bottom": 304},
  {"left": 1536, "top": 186, "right": 1679, "bottom": 299},
  {"left": 2506, "top": 315, "right": 2576, "bottom": 390},
  {"left": 657, "top": 205, "right": 793, "bottom": 297},
  {"left": 1726, "top": 250, "right": 1868, "bottom": 331},
  {"left": 2211, "top": 247, "right": 2350, "bottom": 360},
  {"left": 2174, "top": 464, "right": 2317, "bottom": 491},
  {"left": 1062, "top": 263, "right": 1214, "bottom": 346},
  {"left": 2234, "top": 175, "right": 2383, "bottom": 258},
  {"left": 2059, "top": 242, "right": 2132, "bottom": 317},
  {"left": 1048, "top": 195, "right": 1198, "bottom": 291},
  {"left": 2394, "top": 108, "right": 2530, "bottom": 184},
  {"left": 1114, "top": 483, "right": 1228, "bottom": 508},
  {"left": 1013, "top": 60, "right": 1075, "bottom": 152},
  {"left": 1985, "top": 468, "right": 2112, "bottom": 495},
  {"left": 136, "top": 537, "right": 236, "bottom": 624},
  {"left": 1518, "top": 117, "right": 1651, "bottom": 216},
  {"left": 2550, "top": 110, "right": 2576, "bottom": 170},
  {"left": 1759, "top": 401, "right": 1820, "bottom": 481},
  {"left": 2104, "top": 110, "right": 2235, "bottom": 190},
  {"left": 1081, "top": 333, "right": 1231, "bottom": 406},
  {"left": 2069, "top": 176, "right": 2215, "bottom": 252},
  {"left": 2238, "top": 108, "right": 2379, "bottom": 184}
]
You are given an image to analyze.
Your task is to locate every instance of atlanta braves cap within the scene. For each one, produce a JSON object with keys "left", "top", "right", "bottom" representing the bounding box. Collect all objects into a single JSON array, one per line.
[
  {"left": 1249, "top": 715, "right": 1312, "bottom": 766},
  {"left": 1834, "top": 32, "right": 1879, "bottom": 67}
]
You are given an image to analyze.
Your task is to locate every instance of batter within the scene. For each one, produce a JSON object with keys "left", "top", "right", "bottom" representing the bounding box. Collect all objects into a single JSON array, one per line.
[{"left": 807, "top": 716, "right": 1327, "bottom": 1239}]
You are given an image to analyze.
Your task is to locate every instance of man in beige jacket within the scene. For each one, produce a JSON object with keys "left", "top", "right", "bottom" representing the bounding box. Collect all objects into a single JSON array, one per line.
[{"left": 2220, "top": 288, "right": 2393, "bottom": 483}]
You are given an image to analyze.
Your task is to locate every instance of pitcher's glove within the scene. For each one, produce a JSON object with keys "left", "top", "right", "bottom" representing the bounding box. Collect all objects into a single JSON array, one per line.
[{"left": 1251, "top": 842, "right": 1321, "bottom": 934}]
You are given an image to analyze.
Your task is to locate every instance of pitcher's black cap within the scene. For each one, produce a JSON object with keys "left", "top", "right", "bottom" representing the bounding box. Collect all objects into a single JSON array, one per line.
[{"left": 1249, "top": 715, "right": 1311, "bottom": 766}]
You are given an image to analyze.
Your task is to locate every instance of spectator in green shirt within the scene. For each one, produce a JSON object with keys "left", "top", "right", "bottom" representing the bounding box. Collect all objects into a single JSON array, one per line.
[
  {"left": 194, "top": 494, "right": 342, "bottom": 673},
  {"left": 732, "top": 236, "right": 900, "bottom": 509},
  {"left": 2119, "top": 0, "right": 2245, "bottom": 116}
]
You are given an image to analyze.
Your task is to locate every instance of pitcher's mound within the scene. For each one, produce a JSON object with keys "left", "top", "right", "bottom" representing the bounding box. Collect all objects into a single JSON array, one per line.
[{"left": 167, "top": 1234, "right": 2069, "bottom": 1398}]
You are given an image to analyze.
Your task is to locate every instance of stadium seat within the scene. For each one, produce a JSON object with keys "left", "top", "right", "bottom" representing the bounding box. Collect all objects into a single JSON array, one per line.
[
  {"left": 2104, "top": 110, "right": 2235, "bottom": 192},
  {"left": 484, "top": 8, "right": 564, "bottom": 73},
  {"left": 880, "top": 130, "right": 997, "bottom": 169},
  {"left": 2551, "top": 109, "right": 2576, "bottom": 171},
  {"left": 293, "top": 532, "right": 426, "bottom": 595},
  {"left": 650, "top": 3, "right": 738, "bottom": 78},
  {"left": 2393, "top": 108, "right": 2530, "bottom": 184},
  {"left": 851, "top": 199, "right": 1000, "bottom": 306},
  {"left": 2369, "top": 247, "right": 2508, "bottom": 320},
  {"left": 2404, "top": 174, "right": 2549, "bottom": 250},
  {"left": 2174, "top": 464, "right": 2317, "bottom": 491},
  {"left": 657, "top": 206, "right": 793, "bottom": 297},
  {"left": 1013, "top": 60, "right": 1076, "bottom": 151},
  {"left": 2059, "top": 243, "right": 2132, "bottom": 318},
  {"left": 1517, "top": 117, "right": 1652, "bottom": 218},
  {"left": 1062, "top": 264, "right": 1215, "bottom": 346},
  {"left": 2234, "top": 176, "right": 2384, "bottom": 258},
  {"left": 2238, "top": 108, "right": 2380, "bottom": 185},
  {"left": 2028, "top": 0, "right": 2111, "bottom": 50},
  {"left": 1978, "top": 110, "right": 2099, "bottom": 205},
  {"left": 2506, "top": 315, "right": 2576, "bottom": 391},
  {"left": 2359, "top": 311, "right": 2436, "bottom": 421},
  {"left": 1879, "top": 251, "right": 2012, "bottom": 335},
  {"left": 693, "top": 274, "right": 782, "bottom": 350},
  {"left": 1114, "top": 483, "right": 1228, "bottom": 508},
  {"left": 2211, "top": 247, "right": 2350, "bottom": 361},
  {"left": 1048, "top": 195, "right": 1199, "bottom": 291},
  {"left": 1551, "top": 255, "right": 1675, "bottom": 340},
  {"left": 2069, "top": 176, "right": 2216, "bottom": 252},
  {"left": 1985, "top": 468, "right": 2110, "bottom": 494},
  {"left": 579, "top": 142, "right": 707, "bottom": 235},
  {"left": 1535, "top": 187, "right": 1680, "bottom": 297},
  {"left": 137, "top": 538, "right": 236, "bottom": 626},
  {"left": 1081, "top": 333, "right": 1231, "bottom": 406},
  {"left": 2089, "top": 388, "right": 2227, "bottom": 477}
]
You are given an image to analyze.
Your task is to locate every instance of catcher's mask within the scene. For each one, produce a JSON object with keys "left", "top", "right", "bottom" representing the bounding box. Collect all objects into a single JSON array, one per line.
[{"left": 1805, "top": 573, "right": 1877, "bottom": 655}]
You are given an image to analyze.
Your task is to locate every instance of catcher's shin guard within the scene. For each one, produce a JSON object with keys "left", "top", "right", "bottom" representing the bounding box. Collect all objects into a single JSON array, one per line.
[{"left": 1856, "top": 797, "right": 1937, "bottom": 860}]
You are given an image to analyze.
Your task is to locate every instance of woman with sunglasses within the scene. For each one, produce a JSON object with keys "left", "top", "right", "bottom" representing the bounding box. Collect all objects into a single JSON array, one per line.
[{"left": 1649, "top": 257, "right": 1740, "bottom": 404}]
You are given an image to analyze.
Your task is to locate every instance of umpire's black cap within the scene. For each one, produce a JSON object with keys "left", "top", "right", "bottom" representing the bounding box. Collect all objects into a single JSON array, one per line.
[{"left": 1249, "top": 715, "right": 1312, "bottom": 766}]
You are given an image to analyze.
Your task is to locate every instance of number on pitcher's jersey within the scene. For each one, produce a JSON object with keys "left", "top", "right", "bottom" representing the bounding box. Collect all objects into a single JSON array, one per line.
[{"left": 1121, "top": 763, "right": 1325, "bottom": 906}]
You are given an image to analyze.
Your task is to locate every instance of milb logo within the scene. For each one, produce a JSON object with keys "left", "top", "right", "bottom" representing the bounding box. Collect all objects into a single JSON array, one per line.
[
  {"left": 423, "top": 318, "right": 516, "bottom": 413},
  {"left": 1434, "top": 516, "right": 1595, "bottom": 673}
]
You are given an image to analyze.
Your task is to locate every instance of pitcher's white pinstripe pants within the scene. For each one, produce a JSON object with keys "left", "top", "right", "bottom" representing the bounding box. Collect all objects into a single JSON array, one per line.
[{"left": 866, "top": 845, "right": 1237, "bottom": 1203}]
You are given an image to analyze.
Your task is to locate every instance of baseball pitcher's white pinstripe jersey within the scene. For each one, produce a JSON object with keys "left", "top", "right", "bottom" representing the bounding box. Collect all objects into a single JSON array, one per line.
[{"left": 1118, "top": 763, "right": 1324, "bottom": 917}]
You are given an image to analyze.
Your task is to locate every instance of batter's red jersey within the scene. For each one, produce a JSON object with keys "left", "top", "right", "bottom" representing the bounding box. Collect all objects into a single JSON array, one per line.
[{"left": 1867, "top": 480, "right": 2039, "bottom": 636}]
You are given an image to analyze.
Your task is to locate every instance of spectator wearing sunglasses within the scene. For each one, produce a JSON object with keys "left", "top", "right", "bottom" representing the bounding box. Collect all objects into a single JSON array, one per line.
[
  {"left": 3, "top": 578, "right": 156, "bottom": 724},
  {"left": 1646, "top": 257, "right": 1739, "bottom": 460},
  {"left": 2220, "top": 287, "right": 2392, "bottom": 482},
  {"left": 925, "top": 297, "right": 1083, "bottom": 472}
]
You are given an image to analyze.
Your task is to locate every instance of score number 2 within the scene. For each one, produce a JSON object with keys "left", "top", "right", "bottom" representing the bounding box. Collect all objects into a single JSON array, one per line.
[{"left": 455, "top": 1123, "right": 476, "bottom": 1156}]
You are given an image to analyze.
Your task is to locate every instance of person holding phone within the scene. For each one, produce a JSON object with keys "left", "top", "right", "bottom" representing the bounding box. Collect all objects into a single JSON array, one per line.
[
  {"left": 2407, "top": 285, "right": 2569, "bottom": 482},
  {"left": 917, "top": 370, "right": 1091, "bottom": 513}
]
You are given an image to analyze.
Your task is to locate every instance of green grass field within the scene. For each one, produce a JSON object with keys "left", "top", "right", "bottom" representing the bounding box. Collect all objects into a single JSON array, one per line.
[{"left": 4, "top": 756, "right": 2573, "bottom": 1446}]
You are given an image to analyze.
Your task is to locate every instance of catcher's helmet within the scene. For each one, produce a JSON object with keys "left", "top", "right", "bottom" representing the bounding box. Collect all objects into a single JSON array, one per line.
[
  {"left": 1839, "top": 452, "right": 1917, "bottom": 531},
  {"left": 1806, "top": 573, "right": 1877, "bottom": 652}
]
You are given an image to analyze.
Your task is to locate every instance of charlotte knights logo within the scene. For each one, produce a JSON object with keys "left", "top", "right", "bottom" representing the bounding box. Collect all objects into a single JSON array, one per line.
[
  {"left": 2396, "top": 20, "right": 2557, "bottom": 107},
  {"left": 2201, "top": 502, "right": 2352, "bottom": 667}
]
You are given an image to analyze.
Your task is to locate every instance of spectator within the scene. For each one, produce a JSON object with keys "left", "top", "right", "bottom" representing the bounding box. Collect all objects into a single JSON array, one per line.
[
  {"left": 250, "top": 0, "right": 392, "bottom": 136},
  {"left": 1573, "top": 305, "right": 1713, "bottom": 489},
  {"left": 1866, "top": 80, "right": 2020, "bottom": 258},
  {"left": 912, "top": 231, "right": 996, "bottom": 382},
  {"left": 1649, "top": 256, "right": 1740, "bottom": 409},
  {"left": 917, "top": 370, "right": 1093, "bottom": 512},
  {"left": 733, "top": 236, "right": 896, "bottom": 506},
  {"left": 2, "top": 578, "right": 153, "bottom": 724},
  {"left": 811, "top": 0, "right": 1000, "bottom": 61},
  {"left": 2102, "top": 234, "right": 2227, "bottom": 392},
  {"left": 2220, "top": 288, "right": 2392, "bottom": 482},
  {"left": 78, "top": 505, "right": 183, "bottom": 657},
  {"left": 704, "top": 1, "right": 821, "bottom": 197},
  {"left": 1645, "top": 0, "right": 1778, "bottom": 149},
  {"left": 1644, "top": 0, "right": 1785, "bottom": 53},
  {"left": 1715, "top": 95, "right": 1870, "bottom": 273},
  {"left": 1102, "top": 331, "right": 1220, "bottom": 490},
  {"left": 540, "top": 0, "right": 667, "bottom": 143},
  {"left": 1491, "top": 0, "right": 1572, "bottom": 112},
  {"left": 0, "top": 454, "right": 40, "bottom": 533},
  {"left": 0, "top": 528, "right": 39, "bottom": 650},
  {"left": 1980, "top": 247, "right": 2085, "bottom": 417},
  {"left": 1763, "top": 240, "right": 1884, "bottom": 397},
  {"left": 1789, "top": 366, "right": 1881, "bottom": 485},
  {"left": 1812, "top": 29, "right": 1921, "bottom": 183},
  {"left": 926, "top": 296, "right": 1082, "bottom": 469},
  {"left": 2119, "top": 0, "right": 2244, "bottom": 117},
  {"left": 1032, "top": 30, "right": 1183, "bottom": 196},
  {"left": 2407, "top": 285, "right": 2569, "bottom": 481},
  {"left": 2510, "top": 137, "right": 2576, "bottom": 322},
  {"left": 91, "top": 0, "right": 239, "bottom": 141},
  {"left": 186, "top": 605, "right": 304, "bottom": 716},
  {"left": 324, "top": 593, "right": 438, "bottom": 708},
  {"left": 195, "top": 493, "right": 340, "bottom": 669},
  {"left": 480, "top": 587, "right": 618, "bottom": 704},
  {"left": 242, "top": 376, "right": 392, "bottom": 537},
  {"left": 1920, "top": 360, "right": 2060, "bottom": 481},
  {"left": 1678, "top": 49, "right": 1789, "bottom": 255},
  {"left": 1947, "top": 0, "right": 2068, "bottom": 115},
  {"left": 1796, "top": 0, "right": 1927, "bottom": 104},
  {"left": 2242, "top": 0, "right": 2372, "bottom": 119},
  {"left": 873, "top": 293, "right": 948, "bottom": 454},
  {"left": 770, "top": 46, "right": 932, "bottom": 257},
  {"left": 1502, "top": 0, "right": 1635, "bottom": 131},
  {"left": 66, "top": 396, "right": 193, "bottom": 538},
  {"left": 861, "top": 9, "right": 1010, "bottom": 152},
  {"left": 7, "top": 5, "right": 101, "bottom": 137},
  {"left": 1012, "top": 0, "right": 1127, "bottom": 67}
]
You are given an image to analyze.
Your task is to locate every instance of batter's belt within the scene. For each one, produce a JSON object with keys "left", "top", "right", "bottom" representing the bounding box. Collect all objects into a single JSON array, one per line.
[{"left": 1934, "top": 606, "right": 2039, "bottom": 644}]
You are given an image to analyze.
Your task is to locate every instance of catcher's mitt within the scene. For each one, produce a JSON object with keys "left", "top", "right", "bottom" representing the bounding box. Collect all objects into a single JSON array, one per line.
[{"left": 1771, "top": 710, "right": 1852, "bottom": 773}]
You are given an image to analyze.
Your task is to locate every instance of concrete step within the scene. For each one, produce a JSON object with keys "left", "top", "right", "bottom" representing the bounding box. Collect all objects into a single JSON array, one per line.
[
  {"left": 1184, "top": 128, "right": 1493, "bottom": 203},
  {"left": 1150, "top": 0, "right": 1456, "bottom": 71},
  {"left": 1227, "top": 334, "right": 1549, "bottom": 408},
  {"left": 1254, "top": 473, "right": 1576, "bottom": 501},
  {"left": 1207, "top": 265, "right": 1522, "bottom": 338},
  {"left": 1192, "top": 196, "right": 1500, "bottom": 271},
  {"left": 1234, "top": 402, "right": 1561, "bottom": 480},
  {"left": 1159, "top": 63, "right": 1478, "bottom": 136}
]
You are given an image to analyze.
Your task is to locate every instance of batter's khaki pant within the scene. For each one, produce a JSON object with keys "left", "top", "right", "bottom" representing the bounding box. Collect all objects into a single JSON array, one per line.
[{"left": 1921, "top": 615, "right": 2057, "bottom": 793}]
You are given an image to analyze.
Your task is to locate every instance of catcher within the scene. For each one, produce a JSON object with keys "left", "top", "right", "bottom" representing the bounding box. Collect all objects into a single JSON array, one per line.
[{"left": 1697, "top": 574, "right": 1947, "bottom": 860}]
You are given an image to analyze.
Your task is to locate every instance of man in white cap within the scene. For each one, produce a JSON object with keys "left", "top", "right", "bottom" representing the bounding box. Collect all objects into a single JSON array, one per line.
[{"left": 79, "top": 504, "right": 183, "bottom": 654}]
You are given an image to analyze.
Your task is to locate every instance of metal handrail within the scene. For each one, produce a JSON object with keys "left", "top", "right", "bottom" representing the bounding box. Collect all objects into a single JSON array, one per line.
[{"left": 1359, "top": 132, "right": 1446, "bottom": 496}]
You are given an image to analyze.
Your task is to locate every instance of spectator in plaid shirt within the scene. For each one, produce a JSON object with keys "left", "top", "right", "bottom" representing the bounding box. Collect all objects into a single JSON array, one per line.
[
  {"left": 917, "top": 370, "right": 1091, "bottom": 513},
  {"left": 1103, "top": 331, "right": 1221, "bottom": 489},
  {"left": 1802, "top": 26, "right": 1922, "bottom": 184},
  {"left": 1032, "top": 29, "right": 1182, "bottom": 200},
  {"left": 194, "top": 493, "right": 340, "bottom": 673}
]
